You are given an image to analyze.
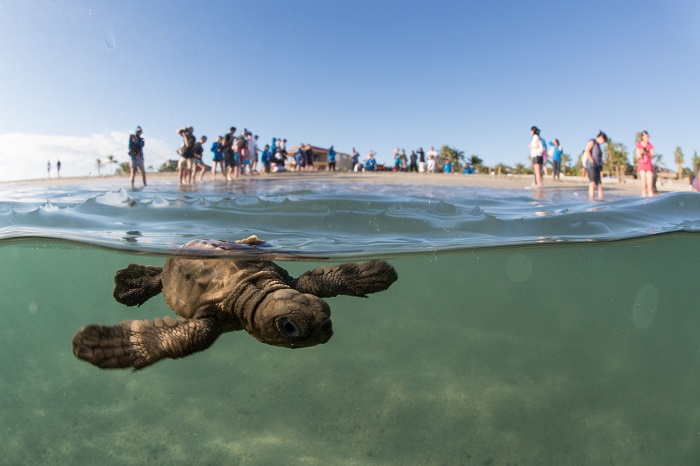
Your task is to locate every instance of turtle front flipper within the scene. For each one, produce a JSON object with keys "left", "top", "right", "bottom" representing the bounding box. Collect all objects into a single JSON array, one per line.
[
  {"left": 292, "top": 260, "right": 398, "bottom": 298},
  {"left": 72, "top": 316, "right": 223, "bottom": 370},
  {"left": 113, "top": 264, "right": 163, "bottom": 306}
]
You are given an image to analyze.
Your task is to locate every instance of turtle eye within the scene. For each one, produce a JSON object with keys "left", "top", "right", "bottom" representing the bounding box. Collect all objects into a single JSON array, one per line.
[{"left": 275, "top": 316, "right": 306, "bottom": 340}]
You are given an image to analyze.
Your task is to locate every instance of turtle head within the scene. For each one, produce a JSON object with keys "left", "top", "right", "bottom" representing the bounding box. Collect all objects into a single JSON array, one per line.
[{"left": 251, "top": 288, "right": 333, "bottom": 348}]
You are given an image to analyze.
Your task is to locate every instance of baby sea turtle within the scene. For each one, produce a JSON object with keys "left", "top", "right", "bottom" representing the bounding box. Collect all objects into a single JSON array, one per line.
[{"left": 72, "top": 236, "right": 397, "bottom": 370}]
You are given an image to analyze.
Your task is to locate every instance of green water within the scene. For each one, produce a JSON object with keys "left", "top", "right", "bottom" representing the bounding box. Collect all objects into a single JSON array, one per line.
[{"left": 2, "top": 235, "right": 700, "bottom": 465}]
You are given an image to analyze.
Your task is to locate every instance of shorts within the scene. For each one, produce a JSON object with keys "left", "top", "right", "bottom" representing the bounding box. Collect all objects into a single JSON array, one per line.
[
  {"left": 213, "top": 153, "right": 223, "bottom": 162},
  {"left": 224, "top": 152, "right": 235, "bottom": 168},
  {"left": 532, "top": 156, "right": 544, "bottom": 165},
  {"left": 178, "top": 157, "right": 192, "bottom": 170},
  {"left": 130, "top": 156, "right": 145, "bottom": 171},
  {"left": 587, "top": 163, "right": 602, "bottom": 184}
]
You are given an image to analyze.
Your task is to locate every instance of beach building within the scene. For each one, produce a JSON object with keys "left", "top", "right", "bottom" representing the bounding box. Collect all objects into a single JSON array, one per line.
[{"left": 287, "top": 145, "right": 352, "bottom": 171}]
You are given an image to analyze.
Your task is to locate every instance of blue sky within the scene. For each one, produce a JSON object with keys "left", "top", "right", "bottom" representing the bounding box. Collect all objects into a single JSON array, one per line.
[{"left": 1, "top": 0, "right": 699, "bottom": 181}]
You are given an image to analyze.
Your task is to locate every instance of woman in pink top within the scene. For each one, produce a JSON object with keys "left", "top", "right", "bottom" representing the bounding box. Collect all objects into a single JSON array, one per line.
[{"left": 636, "top": 131, "right": 655, "bottom": 197}]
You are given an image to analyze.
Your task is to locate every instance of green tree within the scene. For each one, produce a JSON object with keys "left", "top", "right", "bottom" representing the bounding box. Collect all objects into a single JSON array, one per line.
[
  {"left": 513, "top": 163, "right": 528, "bottom": 175},
  {"left": 603, "top": 139, "right": 629, "bottom": 182},
  {"left": 158, "top": 161, "right": 177, "bottom": 172},
  {"left": 673, "top": 146, "right": 684, "bottom": 180},
  {"left": 106, "top": 154, "right": 118, "bottom": 174},
  {"left": 560, "top": 152, "right": 572, "bottom": 176},
  {"left": 95, "top": 158, "right": 103, "bottom": 176},
  {"left": 692, "top": 151, "right": 700, "bottom": 174},
  {"left": 440, "top": 145, "right": 465, "bottom": 167},
  {"left": 115, "top": 161, "right": 131, "bottom": 175}
]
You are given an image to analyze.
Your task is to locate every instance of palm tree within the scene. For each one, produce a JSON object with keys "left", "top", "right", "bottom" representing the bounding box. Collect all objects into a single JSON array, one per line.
[
  {"left": 673, "top": 147, "right": 684, "bottom": 180},
  {"left": 106, "top": 154, "right": 118, "bottom": 174},
  {"left": 440, "top": 145, "right": 465, "bottom": 166},
  {"left": 561, "top": 153, "right": 571, "bottom": 175},
  {"left": 513, "top": 163, "right": 528, "bottom": 175},
  {"left": 95, "top": 158, "right": 103, "bottom": 176},
  {"left": 603, "top": 139, "right": 629, "bottom": 182},
  {"left": 116, "top": 161, "right": 131, "bottom": 175}
]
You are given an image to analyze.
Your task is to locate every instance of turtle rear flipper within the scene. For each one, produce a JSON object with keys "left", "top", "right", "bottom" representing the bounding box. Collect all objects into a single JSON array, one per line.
[
  {"left": 72, "top": 316, "right": 223, "bottom": 370},
  {"left": 113, "top": 264, "right": 163, "bottom": 306},
  {"left": 293, "top": 260, "right": 398, "bottom": 298}
]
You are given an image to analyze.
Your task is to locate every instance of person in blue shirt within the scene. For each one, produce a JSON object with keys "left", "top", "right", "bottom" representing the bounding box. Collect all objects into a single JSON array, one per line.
[
  {"left": 210, "top": 136, "right": 223, "bottom": 181},
  {"left": 549, "top": 139, "right": 563, "bottom": 181},
  {"left": 261, "top": 144, "right": 272, "bottom": 173},
  {"left": 364, "top": 151, "right": 377, "bottom": 171},
  {"left": 443, "top": 159, "right": 453, "bottom": 174},
  {"left": 327, "top": 145, "right": 336, "bottom": 172},
  {"left": 294, "top": 146, "right": 304, "bottom": 171}
]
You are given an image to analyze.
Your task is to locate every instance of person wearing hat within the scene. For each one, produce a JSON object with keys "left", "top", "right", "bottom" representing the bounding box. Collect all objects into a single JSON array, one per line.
[
  {"left": 128, "top": 126, "right": 147, "bottom": 188},
  {"left": 584, "top": 130, "right": 608, "bottom": 200}
]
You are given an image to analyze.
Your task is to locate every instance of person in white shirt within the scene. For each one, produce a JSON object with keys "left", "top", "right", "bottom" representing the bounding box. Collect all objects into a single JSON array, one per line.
[
  {"left": 528, "top": 126, "right": 544, "bottom": 187},
  {"left": 427, "top": 146, "right": 438, "bottom": 173}
]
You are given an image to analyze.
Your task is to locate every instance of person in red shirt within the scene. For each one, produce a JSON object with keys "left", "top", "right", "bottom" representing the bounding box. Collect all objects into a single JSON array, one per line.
[{"left": 636, "top": 131, "right": 655, "bottom": 197}]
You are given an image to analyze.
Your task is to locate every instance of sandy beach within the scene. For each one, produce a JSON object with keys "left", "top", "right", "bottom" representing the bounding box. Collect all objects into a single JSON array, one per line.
[{"left": 2, "top": 170, "right": 693, "bottom": 197}]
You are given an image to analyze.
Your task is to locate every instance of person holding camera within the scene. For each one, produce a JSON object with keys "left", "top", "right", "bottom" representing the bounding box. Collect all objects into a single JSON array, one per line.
[{"left": 128, "top": 126, "right": 147, "bottom": 189}]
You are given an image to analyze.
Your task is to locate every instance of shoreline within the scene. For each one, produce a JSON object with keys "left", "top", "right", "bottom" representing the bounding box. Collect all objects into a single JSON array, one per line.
[{"left": 1, "top": 171, "right": 693, "bottom": 197}]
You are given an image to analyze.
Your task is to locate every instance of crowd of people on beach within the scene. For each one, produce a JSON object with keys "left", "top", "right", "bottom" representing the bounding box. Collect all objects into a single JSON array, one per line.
[
  {"left": 126, "top": 124, "right": 475, "bottom": 189},
  {"left": 124, "top": 124, "right": 697, "bottom": 199},
  {"left": 173, "top": 126, "right": 331, "bottom": 184},
  {"left": 527, "top": 126, "right": 676, "bottom": 200},
  {"left": 528, "top": 126, "right": 609, "bottom": 200}
]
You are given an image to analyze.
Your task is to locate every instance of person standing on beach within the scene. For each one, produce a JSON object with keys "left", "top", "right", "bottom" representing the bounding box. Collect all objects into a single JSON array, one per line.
[
  {"left": 47, "top": 160, "right": 51, "bottom": 178},
  {"left": 177, "top": 127, "right": 195, "bottom": 185},
  {"left": 528, "top": 126, "right": 544, "bottom": 187},
  {"left": 549, "top": 139, "right": 563, "bottom": 181},
  {"left": 305, "top": 144, "right": 314, "bottom": 171},
  {"left": 636, "top": 130, "right": 655, "bottom": 197},
  {"left": 222, "top": 127, "right": 236, "bottom": 181},
  {"left": 328, "top": 145, "right": 336, "bottom": 171},
  {"left": 211, "top": 136, "right": 224, "bottom": 181},
  {"left": 191, "top": 135, "right": 207, "bottom": 183},
  {"left": 261, "top": 144, "right": 272, "bottom": 173},
  {"left": 247, "top": 133, "right": 258, "bottom": 173},
  {"left": 351, "top": 147, "right": 361, "bottom": 172},
  {"left": 417, "top": 147, "right": 426, "bottom": 173},
  {"left": 128, "top": 126, "right": 147, "bottom": 188},
  {"left": 57, "top": 160, "right": 61, "bottom": 177},
  {"left": 427, "top": 146, "right": 438, "bottom": 173},
  {"left": 235, "top": 134, "right": 248, "bottom": 175},
  {"left": 409, "top": 150, "right": 418, "bottom": 172},
  {"left": 584, "top": 131, "right": 608, "bottom": 200}
]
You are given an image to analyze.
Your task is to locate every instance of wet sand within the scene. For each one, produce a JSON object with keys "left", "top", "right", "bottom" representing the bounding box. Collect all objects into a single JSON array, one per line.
[{"left": 2, "top": 170, "right": 693, "bottom": 197}]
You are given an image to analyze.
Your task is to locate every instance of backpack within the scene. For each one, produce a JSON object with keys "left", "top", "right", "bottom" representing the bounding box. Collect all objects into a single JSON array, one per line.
[{"left": 128, "top": 135, "right": 140, "bottom": 157}]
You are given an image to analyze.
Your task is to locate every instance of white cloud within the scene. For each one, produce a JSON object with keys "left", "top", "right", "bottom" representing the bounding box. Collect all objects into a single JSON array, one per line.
[{"left": 1, "top": 132, "right": 176, "bottom": 181}]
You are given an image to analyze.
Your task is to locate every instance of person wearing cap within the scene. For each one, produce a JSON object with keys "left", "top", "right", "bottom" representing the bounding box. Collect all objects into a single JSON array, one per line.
[
  {"left": 584, "top": 131, "right": 608, "bottom": 200},
  {"left": 128, "top": 126, "right": 147, "bottom": 188}
]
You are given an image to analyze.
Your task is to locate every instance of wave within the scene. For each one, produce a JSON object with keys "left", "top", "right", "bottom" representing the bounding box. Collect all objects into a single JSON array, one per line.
[{"left": 2, "top": 179, "right": 700, "bottom": 258}]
